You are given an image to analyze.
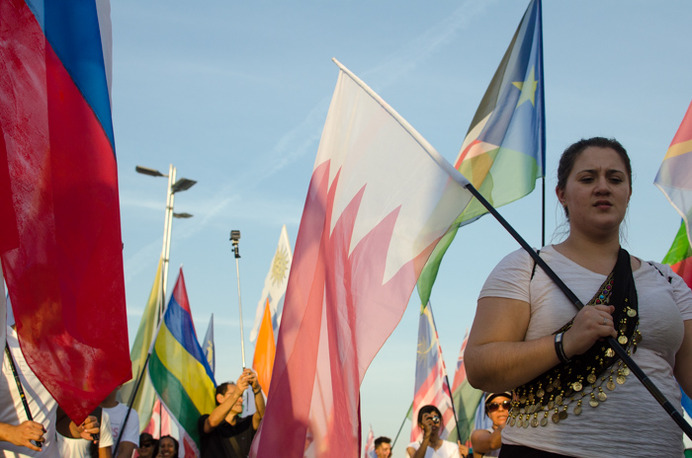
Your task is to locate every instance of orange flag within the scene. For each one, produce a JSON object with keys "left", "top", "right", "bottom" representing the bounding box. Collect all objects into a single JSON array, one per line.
[{"left": 252, "top": 298, "right": 276, "bottom": 395}]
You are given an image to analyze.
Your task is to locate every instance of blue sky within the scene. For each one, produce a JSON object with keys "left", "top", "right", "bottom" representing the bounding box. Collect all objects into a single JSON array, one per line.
[{"left": 111, "top": 0, "right": 692, "bottom": 452}]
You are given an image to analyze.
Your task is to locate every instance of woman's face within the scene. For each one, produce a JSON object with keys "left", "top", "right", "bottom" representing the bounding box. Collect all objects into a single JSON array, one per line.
[
  {"left": 138, "top": 442, "right": 155, "bottom": 458},
  {"left": 486, "top": 396, "right": 511, "bottom": 428},
  {"left": 556, "top": 146, "right": 631, "bottom": 238},
  {"left": 158, "top": 437, "right": 176, "bottom": 457}
]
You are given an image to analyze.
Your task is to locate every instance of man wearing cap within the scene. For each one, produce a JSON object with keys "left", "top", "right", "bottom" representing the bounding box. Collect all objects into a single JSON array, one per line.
[{"left": 470, "top": 392, "right": 512, "bottom": 458}]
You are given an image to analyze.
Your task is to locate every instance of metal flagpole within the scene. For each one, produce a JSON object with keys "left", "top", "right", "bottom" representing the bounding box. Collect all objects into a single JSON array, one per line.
[{"left": 230, "top": 230, "right": 246, "bottom": 368}]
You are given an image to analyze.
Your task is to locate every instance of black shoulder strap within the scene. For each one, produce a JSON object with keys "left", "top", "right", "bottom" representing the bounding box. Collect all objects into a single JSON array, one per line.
[
  {"left": 530, "top": 249, "right": 541, "bottom": 280},
  {"left": 648, "top": 261, "right": 673, "bottom": 283}
]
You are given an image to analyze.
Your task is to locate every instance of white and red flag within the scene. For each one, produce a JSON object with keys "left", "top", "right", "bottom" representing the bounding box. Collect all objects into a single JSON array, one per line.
[{"left": 250, "top": 59, "right": 473, "bottom": 457}]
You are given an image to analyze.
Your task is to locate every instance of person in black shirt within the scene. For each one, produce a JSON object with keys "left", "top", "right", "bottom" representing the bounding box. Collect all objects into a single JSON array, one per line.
[{"left": 198, "top": 368, "right": 265, "bottom": 457}]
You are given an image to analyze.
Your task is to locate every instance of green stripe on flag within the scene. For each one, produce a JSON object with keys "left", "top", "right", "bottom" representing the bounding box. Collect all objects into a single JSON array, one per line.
[
  {"left": 662, "top": 221, "right": 692, "bottom": 265},
  {"left": 149, "top": 352, "right": 205, "bottom": 446}
]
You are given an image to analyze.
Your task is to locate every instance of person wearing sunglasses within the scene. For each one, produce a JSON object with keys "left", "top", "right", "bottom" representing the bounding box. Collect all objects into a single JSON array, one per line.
[
  {"left": 470, "top": 392, "right": 511, "bottom": 458},
  {"left": 406, "top": 405, "right": 461, "bottom": 458}
]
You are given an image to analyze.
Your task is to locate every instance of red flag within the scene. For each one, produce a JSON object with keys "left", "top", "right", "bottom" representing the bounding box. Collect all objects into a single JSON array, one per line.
[
  {"left": 252, "top": 298, "right": 276, "bottom": 396},
  {"left": 0, "top": 0, "right": 130, "bottom": 421},
  {"left": 250, "top": 61, "right": 472, "bottom": 457}
]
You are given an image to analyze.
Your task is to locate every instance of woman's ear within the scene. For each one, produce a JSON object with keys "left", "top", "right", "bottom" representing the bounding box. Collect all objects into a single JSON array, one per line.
[{"left": 555, "top": 185, "right": 565, "bottom": 206}]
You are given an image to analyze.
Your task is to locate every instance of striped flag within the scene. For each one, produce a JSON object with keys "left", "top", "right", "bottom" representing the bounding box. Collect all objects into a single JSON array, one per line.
[
  {"left": 119, "top": 258, "right": 163, "bottom": 431},
  {"left": 363, "top": 425, "right": 375, "bottom": 458},
  {"left": 661, "top": 220, "right": 692, "bottom": 418},
  {"left": 447, "top": 331, "right": 483, "bottom": 443},
  {"left": 149, "top": 269, "right": 216, "bottom": 455},
  {"left": 250, "top": 60, "right": 473, "bottom": 457},
  {"left": 451, "top": 330, "right": 469, "bottom": 393},
  {"left": 0, "top": 0, "right": 130, "bottom": 422},
  {"left": 411, "top": 305, "right": 454, "bottom": 442},
  {"left": 655, "top": 99, "right": 692, "bottom": 244},
  {"left": 418, "top": 0, "right": 545, "bottom": 306}
]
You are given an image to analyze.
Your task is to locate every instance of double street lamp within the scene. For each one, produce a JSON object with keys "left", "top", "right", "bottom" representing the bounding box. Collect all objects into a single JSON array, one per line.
[{"left": 136, "top": 164, "right": 196, "bottom": 317}]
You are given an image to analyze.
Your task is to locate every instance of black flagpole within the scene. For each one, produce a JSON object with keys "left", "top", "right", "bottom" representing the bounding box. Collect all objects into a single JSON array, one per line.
[{"left": 463, "top": 182, "right": 692, "bottom": 440}]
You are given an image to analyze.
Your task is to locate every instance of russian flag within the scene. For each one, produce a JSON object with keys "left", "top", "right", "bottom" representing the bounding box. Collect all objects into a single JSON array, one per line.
[{"left": 0, "top": 0, "right": 131, "bottom": 422}]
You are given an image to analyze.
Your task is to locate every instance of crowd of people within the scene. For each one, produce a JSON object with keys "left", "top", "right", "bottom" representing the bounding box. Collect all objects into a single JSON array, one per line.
[
  {"left": 2, "top": 138, "right": 692, "bottom": 457},
  {"left": 0, "top": 349, "right": 265, "bottom": 458}
]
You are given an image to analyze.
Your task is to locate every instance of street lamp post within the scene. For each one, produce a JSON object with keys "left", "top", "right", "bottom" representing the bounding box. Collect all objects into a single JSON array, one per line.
[{"left": 136, "top": 164, "right": 196, "bottom": 318}]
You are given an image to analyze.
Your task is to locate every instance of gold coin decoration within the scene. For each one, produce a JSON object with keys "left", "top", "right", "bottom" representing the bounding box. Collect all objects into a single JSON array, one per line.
[{"left": 507, "top": 264, "right": 641, "bottom": 432}]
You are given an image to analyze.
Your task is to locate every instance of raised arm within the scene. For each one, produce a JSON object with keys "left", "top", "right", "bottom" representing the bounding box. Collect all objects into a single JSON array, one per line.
[
  {"left": 203, "top": 373, "right": 250, "bottom": 433},
  {"left": 246, "top": 369, "right": 265, "bottom": 430}
]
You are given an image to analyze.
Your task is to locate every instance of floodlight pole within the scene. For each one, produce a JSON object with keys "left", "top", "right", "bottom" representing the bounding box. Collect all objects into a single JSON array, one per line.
[{"left": 136, "top": 164, "right": 196, "bottom": 318}]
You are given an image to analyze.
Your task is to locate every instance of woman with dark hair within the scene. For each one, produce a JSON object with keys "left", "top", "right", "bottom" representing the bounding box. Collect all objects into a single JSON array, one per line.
[
  {"left": 465, "top": 137, "right": 692, "bottom": 456},
  {"left": 406, "top": 405, "right": 461, "bottom": 458},
  {"left": 155, "top": 435, "right": 178, "bottom": 458}
]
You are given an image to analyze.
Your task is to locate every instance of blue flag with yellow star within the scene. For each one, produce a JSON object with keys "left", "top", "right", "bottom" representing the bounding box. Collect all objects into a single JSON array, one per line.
[
  {"left": 417, "top": 0, "right": 544, "bottom": 305},
  {"left": 454, "top": 0, "right": 544, "bottom": 222}
]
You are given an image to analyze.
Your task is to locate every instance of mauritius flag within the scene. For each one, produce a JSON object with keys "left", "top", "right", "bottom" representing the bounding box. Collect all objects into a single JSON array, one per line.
[
  {"left": 0, "top": 0, "right": 130, "bottom": 422},
  {"left": 149, "top": 268, "right": 216, "bottom": 456},
  {"left": 418, "top": 0, "right": 545, "bottom": 306}
]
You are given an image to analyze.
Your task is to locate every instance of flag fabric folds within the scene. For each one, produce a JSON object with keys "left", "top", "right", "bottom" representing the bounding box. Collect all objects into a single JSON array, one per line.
[
  {"left": 0, "top": 0, "right": 130, "bottom": 422},
  {"left": 661, "top": 220, "right": 692, "bottom": 418},
  {"left": 250, "top": 224, "right": 293, "bottom": 342},
  {"left": 411, "top": 305, "right": 455, "bottom": 442},
  {"left": 149, "top": 269, "right": 216, "bottom": 454},
  {"left": 655, "top": 99, "right": 692, "bottom": 245},
  {"left": 363, "top": 425, "right": 375, "bottom": 458},
  {"left": 252, "top": 298, "right": 276, "bottom": 396},
  {"left": 250, "top": 60, "right": 473, "bottom": 457},
  {"left": 119, "top": 258, "right": 163, "bottom": 432},
  {"left": 417, "top": 0, "right": 545, "bottom": 305},
  {"left": 202, "top": 313, "right": 215, "bottom": 375},
  {"left": 447, "top": 331, "right": 483, "bottom": 443}
]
